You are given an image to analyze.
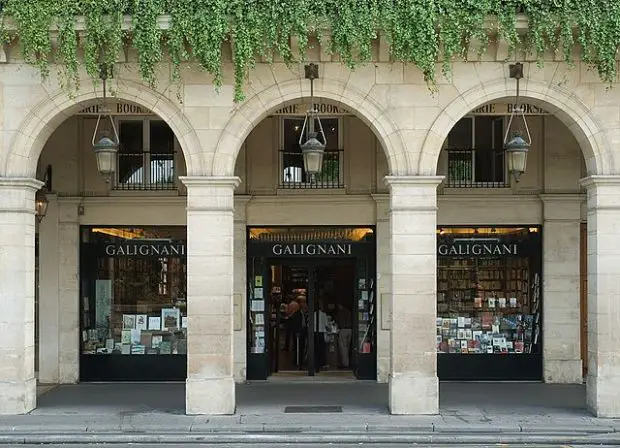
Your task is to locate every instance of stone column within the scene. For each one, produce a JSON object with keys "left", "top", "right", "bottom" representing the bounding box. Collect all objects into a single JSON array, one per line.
[
  {"left": 182, "top": 176, "right": 240, "bottom": 415},
  {"left": 385, "top": 176, "right": 443, "bottom": 415},
  {"left": 38, "top": 198, "right": 80, "bottom": 384},
  {"left": 373, "top": 194, "right": 391, "bottom": 383},
  {"left": 581, "top": 176, "right": 620, "bottom": 417},
  {"left": 540, "top": 194, "right": 583, "bottom": 384},
  {"left": 233, "top": 196, "right": 250, "bottom": 382},
  {"left": 38, "top": 195, "right": 59, "bottom": 383},
  {"left": 57, "top": 199, "right": 80, "bottom": 383},
  {"left": 0, "top": 178, "right": 42, "bottom": 414}
]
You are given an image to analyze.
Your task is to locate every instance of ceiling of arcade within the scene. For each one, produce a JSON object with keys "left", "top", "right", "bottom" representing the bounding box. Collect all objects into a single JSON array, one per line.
[{"left": 0, "top": 34, "right": 618, "bottom": 179}]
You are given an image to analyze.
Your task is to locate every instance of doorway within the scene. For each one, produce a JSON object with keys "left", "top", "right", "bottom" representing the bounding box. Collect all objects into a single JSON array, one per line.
[
  {"left": 269, "top": 261, "right": 356, "bottom": 377},
  {"left": 246, "top": 226, "right": 377, "bottom": 381}
]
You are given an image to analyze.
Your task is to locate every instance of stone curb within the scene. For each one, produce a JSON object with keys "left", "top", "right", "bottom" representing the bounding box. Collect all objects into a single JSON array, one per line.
[{"left": 0, "top": 432, "right": 619, "bottom": 445}]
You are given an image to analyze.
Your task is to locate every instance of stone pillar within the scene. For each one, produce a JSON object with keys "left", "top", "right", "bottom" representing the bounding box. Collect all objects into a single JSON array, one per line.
[
  {"left": 38, "top": 198, "right": 80, "bottom": 384},
  {"left": 233, "top": 196, "right": 250, "bottom": 382},
  {"left": 38, "top": 195, "right": 59, "bottom": 383},
  {"left": 540, "top": 194, "right": 583, "bottom": 384},
  {"left": 581, "top": 176, "right": 620, "bottom": 417},
  {"left": 373, "top": 194, "right": 391, "bottom": 383},
  {"left": 57, "top": 199, "right": 80, "bottom": 383},
  {"left": 385, "top": 176, "right": 443, "bottom": 415},
  {"left": 0, "top": 178, "right": 42, "bottom": 414},
  {"left": 182, "top": 176, "right": 240, "bottom": 415}
]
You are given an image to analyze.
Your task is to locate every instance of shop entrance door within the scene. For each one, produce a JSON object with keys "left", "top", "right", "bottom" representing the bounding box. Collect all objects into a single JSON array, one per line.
[
  {"left": 267, "top": 261, "right": 357, "bottom": 377},
  {"left": 247, "top": 257, "right": 376, "bottom": 380}
]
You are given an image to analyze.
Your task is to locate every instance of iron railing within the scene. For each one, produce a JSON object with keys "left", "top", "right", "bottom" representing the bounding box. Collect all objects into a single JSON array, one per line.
[
  {"left": 114, "top": 153, "right": 177, "bottom": 190},
  {"left": 279, "top": 149, "right": 344, "bottom": 189},
  {"left": 446, "top": 149, "right": 509, "bottom": 188}
]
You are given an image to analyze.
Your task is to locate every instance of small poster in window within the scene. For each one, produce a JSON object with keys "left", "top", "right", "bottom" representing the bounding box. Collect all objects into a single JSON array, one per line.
[
  {"left": 161, "top": 308, "right": 181, "bottom": 331},
  {"left": 130, "top": 329, "right": 141, "bottom": 345},
  {"left": 255, "top": 288, "right": 264, "bottom": 299},
  {"left": 148, "top": 316, "right": 161, "bottom": 330},
  {"left": 181, "top": 316, "right": 188, "bottom": 328},
  {"left": 151, "top": 335, "right": 163, "bottom": 348},
  {"left": 510, "top": 297, "right": 518, "bottom": 308},
  {"left": 121, "top": 330, "right": 132, "bottom": 344},
  {"left": 122, "top": 314, "right": 136, "bottom": 330},
  {"left": 255, "top": 314, "right": 265, "bottom": 325},
  {"left": 488, "top": 298, "right": 496, "bottom": 309},
  {"left": 135, "top": 314, "right": 148, "bottom": 331},
  {"left": 498, "top": 298, "right": 506, "bottom": 309},
  {"left": 255, "top": 276, "right": 263, "bottom": 287},
  {"left": 251, "top": 300, "right": 264, "bottom": 312}
]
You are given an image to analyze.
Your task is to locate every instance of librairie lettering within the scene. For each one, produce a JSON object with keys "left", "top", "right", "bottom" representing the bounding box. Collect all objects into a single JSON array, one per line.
[
  {"left": 272, "top": 243, "right": 352, "bottom": 256},
  {"left": 438, "top": 241, "right": 518, "bottom": 256},
  {"left": 104, "top": 243, "right": 185, "bottom": 257}
]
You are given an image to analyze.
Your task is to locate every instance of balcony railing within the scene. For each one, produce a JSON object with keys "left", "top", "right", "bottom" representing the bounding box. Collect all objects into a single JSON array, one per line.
[
  {"left": 114, "top": 153, "right": 176, "bottom": 191},
  {"left": 446, "top": 149, "right": 508, "bottom": 188},
  {"left": 279, "top": 149, "right": 344, "bottom": 189}
]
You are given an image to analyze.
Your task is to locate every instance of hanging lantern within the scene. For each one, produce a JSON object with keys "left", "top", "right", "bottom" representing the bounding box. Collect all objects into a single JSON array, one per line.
[
  {"left": 503, "top": 63, "right": 532, "bottom": 183},
  {"left": 91, "top": 66, "right": 120, "bottom": 183},
  {"left": 298, "top": 63, "right": 326, "bottom": 179}
]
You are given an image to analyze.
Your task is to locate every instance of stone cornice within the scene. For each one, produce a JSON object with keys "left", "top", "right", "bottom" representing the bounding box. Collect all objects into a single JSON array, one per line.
[
  {"left": 580, "top": 175, "right": 620, "bottom": 189},
  {"left": 384, "top": 176, "right": 445, "bottom": 188}
]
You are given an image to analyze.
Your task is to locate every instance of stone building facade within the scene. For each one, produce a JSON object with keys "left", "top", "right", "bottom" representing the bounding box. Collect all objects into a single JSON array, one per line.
[{"left": 0, "top": 33, "right": 619, "bottom": 418}]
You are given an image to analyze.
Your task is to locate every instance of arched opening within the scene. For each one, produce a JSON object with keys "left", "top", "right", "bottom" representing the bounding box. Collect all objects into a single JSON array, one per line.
[
  {"left": 230, "top": 96, "right": 393, "bottom": 386},
  {"left": 32, "top": 95, "right": 192, "bottom": 394},
  {"left": 431, "top": 95, "right": 592, "bottom": 387}
]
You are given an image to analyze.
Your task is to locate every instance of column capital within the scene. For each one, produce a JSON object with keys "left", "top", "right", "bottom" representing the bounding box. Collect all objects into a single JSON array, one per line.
[
  {"left": 384, "top": 175, "right": 444, "bottom": 189},
  {"left": 180, "top": 176, "right": 241, "bottom": 189},
  {"left": 0, "top": 177, "right": 43, "bottom": 191},
  {"left": 580, "top": 175, "right": 620, "bottom": 190}
]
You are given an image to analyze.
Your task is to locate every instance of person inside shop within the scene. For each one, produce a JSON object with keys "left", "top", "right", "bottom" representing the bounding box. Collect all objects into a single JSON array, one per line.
[
  {"left": 314, "top": 300, "right": 329, "bottom": 373},
  {"left": 282, "top": 295, "right": 299, "bottom": 352},
  {"left": 336, "top": 302, "right": 352, "bottom": 368},
  {"left": 290, "top": 295, "right": 308, "bottom": 368}
]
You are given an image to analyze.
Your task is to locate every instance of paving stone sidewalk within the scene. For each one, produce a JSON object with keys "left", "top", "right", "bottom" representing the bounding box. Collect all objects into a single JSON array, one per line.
[{"left": 0, "top": 381, "right": 618, "bottom": 444}]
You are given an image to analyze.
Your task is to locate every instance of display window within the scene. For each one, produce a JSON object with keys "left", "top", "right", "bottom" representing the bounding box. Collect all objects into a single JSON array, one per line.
[
  {"left": 436, "top": 226, "right": 542, "bottom": 363},
  {"left": 79, "top": 226, "right": 187, "bottom": 380}
]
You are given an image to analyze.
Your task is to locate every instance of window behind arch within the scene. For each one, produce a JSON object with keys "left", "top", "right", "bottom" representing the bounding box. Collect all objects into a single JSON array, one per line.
[
  {"left": 445, "top": 116, "right": 507, "bottom": 188},
  {"left": 115, "top": 118, "right": 177, "bottom": 190},
  {"left": 279, "top": 117, "right": 344, "bottom": 189}
]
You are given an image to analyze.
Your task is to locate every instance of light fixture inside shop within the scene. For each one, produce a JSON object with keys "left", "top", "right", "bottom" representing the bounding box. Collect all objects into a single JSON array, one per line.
[
  {"left": 91, "top": 64, "right": 120, "bottom": 183},
  {"left": 35, "top": 164, "right": 52, "bottom": 222},
  {"left": 503, "top": 62, "right": 531, "bottom": 183},
  {"left": 298, "top": 63, "right": 327, "bottom": 180}
]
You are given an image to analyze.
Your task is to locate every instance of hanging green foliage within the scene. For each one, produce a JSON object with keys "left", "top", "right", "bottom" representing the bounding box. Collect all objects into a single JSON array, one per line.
[{"left": 2, "top": 0, "right": 620, "bottom": 102}]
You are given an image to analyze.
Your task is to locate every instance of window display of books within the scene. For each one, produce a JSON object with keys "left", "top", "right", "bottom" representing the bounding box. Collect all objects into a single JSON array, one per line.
[
  {"left": 82, "top": 308, "right": 187, "bottom": 356},
  {"left": 437, "top": 254, "right": 540, "bottom": 355},
  {"left": 436, "top": 314, "right": 534, "bottom": 354}
]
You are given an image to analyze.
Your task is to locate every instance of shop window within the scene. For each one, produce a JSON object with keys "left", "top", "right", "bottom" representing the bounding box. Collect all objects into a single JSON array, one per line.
[
  {"left": 436, "top": 227, "right": 542, "bottom": 379},
  {"left": 80, "top": 227, "right": 187, "bottom": 380},
  {"left": 445, "top": 116, "right": 508, "bottom": 188},
  {"left": 115, "top": 119, "right": 177, "bottom": 190},
  {"left": 279, "top": 117, "right": 344, "bottom": 189}
]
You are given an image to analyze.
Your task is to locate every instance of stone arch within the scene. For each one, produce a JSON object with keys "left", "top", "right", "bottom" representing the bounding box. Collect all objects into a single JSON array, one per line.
[
  {"left": 3, "top": 79, "right": 202, "bottom": 177},
  {"left": 212, "top": 77, "right": 408, "bottom": 177},
  {"left": 418, "top": 78, "right": 612, "bottom": 176}
]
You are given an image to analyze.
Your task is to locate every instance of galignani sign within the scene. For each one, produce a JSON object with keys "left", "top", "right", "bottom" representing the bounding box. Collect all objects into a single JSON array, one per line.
[
  {"left": 103, "top": 242, "right": 186, "bottom": 257},
  {"left": 470, "top": 102, "right": 548, "bottom": 116},
  {"left": 438, "top": 240, "right": 519, "bottom": 257},
  {"left": 271, "top": 243, "right": 352, "bottom": 256}
]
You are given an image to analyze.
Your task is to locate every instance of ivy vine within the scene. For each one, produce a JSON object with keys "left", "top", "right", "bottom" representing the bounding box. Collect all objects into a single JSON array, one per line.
[{"left": 2, "top": 0, "right": 620, "bottom": 102}]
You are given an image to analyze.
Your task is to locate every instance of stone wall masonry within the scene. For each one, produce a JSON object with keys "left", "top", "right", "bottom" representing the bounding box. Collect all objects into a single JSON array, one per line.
[
  {"left": 581, "top": 176, "right": 620, "bottom": 418},
  {"left": 541, "top": 195, "right": 583, "bottom": 384},
  {"left": 0, "top": 177, "right": 42, "bottom": 414},
  {"left": 385, "top": 175, "right": 443, "bottom": 415},
  {"left": 181, "top": 176, "right": 240, "bottom": 415}
]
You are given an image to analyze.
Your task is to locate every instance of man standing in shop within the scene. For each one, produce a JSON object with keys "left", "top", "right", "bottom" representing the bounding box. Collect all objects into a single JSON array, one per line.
[
  {"left": 290, "top": 295, "right": 307, "bottom": 368},
  {"left": 336, "top": 303, "right": 352, "bottom": 368},
  {"left": 314, "top": 300, "right": 328, "bottom": 373}
]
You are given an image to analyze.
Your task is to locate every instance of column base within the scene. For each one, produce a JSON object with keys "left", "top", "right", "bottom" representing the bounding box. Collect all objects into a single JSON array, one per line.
[
  {"left": 186, "top": 377, "right": 235, "bottom": 415},
  {"left": 0, "top": 377, "right": 36, "bottom": 415},
  {"left": 544, "top": 359, "right": 583, "bottom": 384},
  {"left": 587, "top": 373, "right": 620, "bottom": 418},
  {"left": 389, "top": 374, "right": 438, "bottom": 415}
]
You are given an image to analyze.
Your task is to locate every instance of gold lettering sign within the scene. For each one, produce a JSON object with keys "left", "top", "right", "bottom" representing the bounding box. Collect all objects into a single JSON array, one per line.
[
  {"left": 77, "top": 102, "right": 154, "bottom": 116},
  {"left": 272, "top": 102, "right": 352, "bottom": 116},
  {"left": 470, "top": 103, "right": 549, "bottom": 116}
]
